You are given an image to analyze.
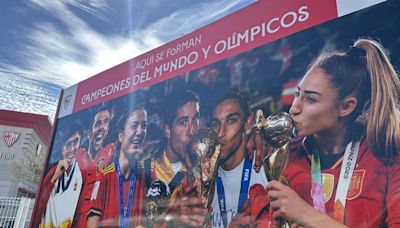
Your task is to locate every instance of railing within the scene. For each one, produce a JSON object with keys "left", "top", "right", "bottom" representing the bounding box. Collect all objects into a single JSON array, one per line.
[{"left": 0, "top": 197, "right": 33, "bottom": 228}]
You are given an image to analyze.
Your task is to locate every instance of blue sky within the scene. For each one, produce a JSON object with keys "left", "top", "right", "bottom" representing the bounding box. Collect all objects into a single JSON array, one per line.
[{"left": 0, "top": 0, "right": 255, "bottom": 121}]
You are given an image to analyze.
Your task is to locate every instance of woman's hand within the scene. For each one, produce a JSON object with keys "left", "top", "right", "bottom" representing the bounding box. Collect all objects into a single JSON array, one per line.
[
  {"left": 266, "top": 181, "right": 314, "bottom": 223},
  {"left": 266, "top": 181, "right": 347, "bottom": 228},
  {"left": 246, "top": 128, "right": 273, "bottom": 172}
]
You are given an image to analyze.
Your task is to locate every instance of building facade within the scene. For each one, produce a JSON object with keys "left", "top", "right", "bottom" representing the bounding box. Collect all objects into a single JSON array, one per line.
[{"left": 0, "top": 110, "right": 52, "bottom": 197}]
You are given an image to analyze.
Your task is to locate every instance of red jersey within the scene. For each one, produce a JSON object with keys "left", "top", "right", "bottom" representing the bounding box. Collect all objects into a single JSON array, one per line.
[
  {"left": 75, "top": 144, "right": 115, "bottom": 226},
  {"left": 282, "top": 137, "right": 400, "bottom": 227},
  {"left": 87, "top": 163, "right": 145, "bottom": 227},
  {"left": 76, "top": 143, "right": 115, "bottom": 173}
]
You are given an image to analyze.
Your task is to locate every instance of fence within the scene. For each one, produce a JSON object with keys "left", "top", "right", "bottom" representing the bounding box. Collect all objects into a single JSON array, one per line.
[{"left": 0, "top": 197, "right": 33, "bottom": 228}]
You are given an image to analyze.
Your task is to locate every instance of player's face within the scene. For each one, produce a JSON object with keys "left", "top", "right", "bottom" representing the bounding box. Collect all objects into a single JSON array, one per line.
[
  {"left": 167, "top": 102, "right": 200, "bottom": 160},
  {"left": 90, "top": 110, "right": 110, "bottom": 153},
  {"left": 119, "top": 108, "right": 147, "bottom": 156},
  {"left": 210, "top": 99, "right": 246, "bottom": 161},
  {"left": 62, "top": 131, "right": 80, "bottom": 160},
  {"left": 289, "top": 68, "right": 341, "bottom": 137}
]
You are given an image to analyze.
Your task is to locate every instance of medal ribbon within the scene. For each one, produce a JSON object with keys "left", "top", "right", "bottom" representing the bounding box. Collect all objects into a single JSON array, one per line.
[
  {"left": 56, "top": 162, "right": 76, "bottom": 193},
  {"left": 115, "top": 160, "right": 136, "bottom": 228},
  {"left": 333, "top": 140, "right": 360, "bottom": 222},
  {"left": 310, "top": 140, "right": 360, "bottom": 223},
  {"left": 217, "top": 158, "right": 252, "bottom": 227},
  {"left": 310, "top": 147, "right": 326, "bottom": 213}
]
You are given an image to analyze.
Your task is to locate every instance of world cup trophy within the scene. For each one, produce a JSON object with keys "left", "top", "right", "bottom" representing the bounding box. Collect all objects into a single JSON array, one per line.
[
  {"left": 254, "top": 109, "right": 293, "bottom": 227},
  {"left": 143, "top": 129, "right": 220, "bottom": 227},
  {"left": 187, "top": 127, "right": 220, "bottom": 205},
  {"left": 187, "top": 127, "right": 221, "bottom": 228}
]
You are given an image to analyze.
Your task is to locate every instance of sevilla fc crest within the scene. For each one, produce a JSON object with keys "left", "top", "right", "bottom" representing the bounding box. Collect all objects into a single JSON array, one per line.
[
  {"left": 64, "top": 95, "right": 72, "bottom": 109},
  {"left": 4, "top": 131, "right": 20, "bottom": 147},
  {"left": 63, "top": 95, "right": 72, "bottom": 110}
]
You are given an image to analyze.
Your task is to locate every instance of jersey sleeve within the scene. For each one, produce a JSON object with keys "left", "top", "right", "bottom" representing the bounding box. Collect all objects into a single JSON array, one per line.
[
  {"left": 385, "top": 159, "right": 400, "bottom": 226},
  {"left": 230, "top": 184, "right": 272, "bottom": 227},
  {"left": 32, "top": 166, "right": 56, "bottom": 228}
]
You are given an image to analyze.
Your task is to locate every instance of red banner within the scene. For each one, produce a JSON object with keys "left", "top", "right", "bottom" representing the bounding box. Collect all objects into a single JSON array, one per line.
[{"left": 67, "top": 0, "right": 338, "bottom": 115}]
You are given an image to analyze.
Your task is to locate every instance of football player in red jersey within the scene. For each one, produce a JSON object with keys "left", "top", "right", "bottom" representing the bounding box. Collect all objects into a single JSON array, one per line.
[
  {"left": 232, "top": 38, "right": 400, "bottom": 228},
  {"left": 74, "top": 104, "right": 116, "bottom": 227},
  {"left": 87, "top": 101, "right": 148, "bottom": 227},
  {"left": 76, "top": 104, "right": 115, "bottom": 173}
]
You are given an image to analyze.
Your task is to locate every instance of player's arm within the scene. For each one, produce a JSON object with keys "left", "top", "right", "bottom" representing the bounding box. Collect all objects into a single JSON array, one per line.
[
  {"left": 32, "top": 166, "right": 57, "bottom": 227},
  {"left": 386, "top": 159, "right": 400, "bottom": 226}
]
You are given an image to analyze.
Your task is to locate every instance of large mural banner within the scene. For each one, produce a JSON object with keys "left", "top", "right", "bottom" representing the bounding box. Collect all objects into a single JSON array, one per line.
[{"left": 32, "top": 0, "right": 400, "bottom": 227}]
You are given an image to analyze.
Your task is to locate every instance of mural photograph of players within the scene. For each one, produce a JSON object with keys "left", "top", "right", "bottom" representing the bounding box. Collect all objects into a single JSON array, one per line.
[{"left": 32, "top": 1, "right": 400, "bottom": 227}]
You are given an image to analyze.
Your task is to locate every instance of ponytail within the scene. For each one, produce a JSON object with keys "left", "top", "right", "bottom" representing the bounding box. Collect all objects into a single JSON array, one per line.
[
  {"left": 354, "top": 38, "right": 400, "bottom": 163},
  {"left": 309, "top": 38, "right": 400, "bottom": 163}
]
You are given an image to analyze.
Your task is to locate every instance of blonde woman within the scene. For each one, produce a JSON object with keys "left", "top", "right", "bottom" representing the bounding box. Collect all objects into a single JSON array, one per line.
[{"left": 233, "top": 38, "right": 400, "bottom": 227}]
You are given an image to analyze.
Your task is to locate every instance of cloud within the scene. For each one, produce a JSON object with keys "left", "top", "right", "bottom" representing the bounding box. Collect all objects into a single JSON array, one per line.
[
  {"left": 29, "top": 0, "right": 110, "bottom": 18},
  {"left": 0, "top": 0, "right": 254, "bottom": 119},
  {"left": 135, "top": 0, "right": 254, "bottom": 46},
  {"left": 2, "top": 0, "right": 254, "bottom": 87},
  {"left": 13, "top": 0, "right": 138, "bottom": 87},
  {"left": 0, "top": 71, "right": 59, "bottom": 122},
  {"left": 67, "top": 0, "right": 110, "bottom": 17}
]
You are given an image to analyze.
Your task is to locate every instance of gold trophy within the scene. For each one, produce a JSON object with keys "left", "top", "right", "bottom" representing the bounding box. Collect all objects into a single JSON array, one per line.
[
  {"left": 187, "top": 127, "right": 220, "bottom": 205},
  {"left": 144, "top": 179, "right": 171, "bottom": 227},
  {"left": 187, "top": 128, "right": 221, "bottom": 228},
  {"left": 144, "top": 129, "right": 220, "bottom": 227},
  {"left": 254, "top": 110, "right": 293, "bottom": 227},
  {"left": 254, "top": 110, "right": 293, "bottom": 181}
]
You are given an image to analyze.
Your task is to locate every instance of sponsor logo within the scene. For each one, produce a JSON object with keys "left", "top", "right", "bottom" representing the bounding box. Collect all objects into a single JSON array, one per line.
[
  {"left": 243, "top": 168, "right": 250, "bottom": 181},
  {"left": 4, "top": 131, "right": 20, "bottom": 147}
]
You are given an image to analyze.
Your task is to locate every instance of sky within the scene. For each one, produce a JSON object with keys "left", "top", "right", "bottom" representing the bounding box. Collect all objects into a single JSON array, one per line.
[{"left": 0, "top": 0, "right": 255, "bottom": 122}]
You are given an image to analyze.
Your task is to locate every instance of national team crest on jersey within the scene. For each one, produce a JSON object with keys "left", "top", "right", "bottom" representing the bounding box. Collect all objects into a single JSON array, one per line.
[
  {"left": 96, "top": 157, "right": 106, "bottom": 173},
  {"left": 347, "top": 169, "right": 365, "bottom": 200},
  {"left": 322, "top": 173, "right": 334, "bottom": 202},
  {"left": 4, "top": 131, "right": 20, "bottom": 147}
]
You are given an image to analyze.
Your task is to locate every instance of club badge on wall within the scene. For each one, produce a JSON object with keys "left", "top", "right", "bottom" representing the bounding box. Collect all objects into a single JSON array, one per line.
[
  {"left": 63, "top": 95, "right": 72, "bottom": 110},
  {"left": 4, "top": 131, "right": 20, "bottom": 147}
]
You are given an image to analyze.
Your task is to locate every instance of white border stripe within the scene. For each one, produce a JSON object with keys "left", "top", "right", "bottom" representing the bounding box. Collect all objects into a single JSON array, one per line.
[{"left": 336, "top": 0, "right": 386, "bottom": 17}]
